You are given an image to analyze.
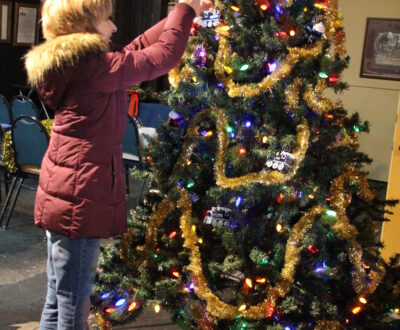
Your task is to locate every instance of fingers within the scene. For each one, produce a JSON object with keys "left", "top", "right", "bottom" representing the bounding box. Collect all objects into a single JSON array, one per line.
[{"left": 201, "top": 0, "right": 214, "bottom": 12}]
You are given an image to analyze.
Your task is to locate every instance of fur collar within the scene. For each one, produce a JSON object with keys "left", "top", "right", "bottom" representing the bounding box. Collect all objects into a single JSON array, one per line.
[{"left": 25, "top": 33, "right": 108, "bottom": 86}]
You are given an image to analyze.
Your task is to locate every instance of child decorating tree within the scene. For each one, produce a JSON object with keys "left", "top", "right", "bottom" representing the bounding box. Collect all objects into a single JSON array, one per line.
[{"left": 24, "top": 0, "right": 211, "bottom": 328}]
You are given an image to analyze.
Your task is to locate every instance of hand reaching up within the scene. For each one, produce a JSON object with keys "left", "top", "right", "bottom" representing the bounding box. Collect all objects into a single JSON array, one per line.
[{"left": 179, "top": 0, "right": 213, "bottom": 17}]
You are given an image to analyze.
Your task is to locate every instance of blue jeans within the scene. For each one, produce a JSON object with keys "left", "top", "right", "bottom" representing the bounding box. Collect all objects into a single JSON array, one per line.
[{"left": 40, "top": 231, "right": 100, "bottom": 330}]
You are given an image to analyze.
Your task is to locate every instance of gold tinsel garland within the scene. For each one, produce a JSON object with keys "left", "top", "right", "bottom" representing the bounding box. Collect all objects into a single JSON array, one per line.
[
  {"left": 2, "top": 119, "right": 54, "bottom": 173},
  {"left": 169, "top": 0, "right": 347, "bottom": 98},
  {"left": 214, "top": 36, "right": 324, "bottom": 98},
  {"left": 121, "top": 135, "right": 384, "bottom": 321},
  {"left": 213, "top": 110, "right": 309, "bottom": 188},
  {"left": 174, "top": 167, "right": 384, "bottom": 320},
  {"left": 303, "top": 79, "right": 341, "bottom": 114},
  {"left": 326, "top": 0, "right": 347, "bottom": 59},
  {"left": 118, "top": 1, "right": 374, "bottom": 327},
  {"left": 165, "top": 108, "right": 309, "bottom": 189},
  {"left": 120, "top": 197, "right": 174, "bottom": 270},
  {"left": 329, "top": 166, "right": 385, "bottom": 295}
]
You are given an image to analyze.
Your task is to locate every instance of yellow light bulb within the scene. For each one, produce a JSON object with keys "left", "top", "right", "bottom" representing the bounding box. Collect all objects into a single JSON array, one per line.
[
  {"left": 359, "top": 297, "right": 367, "bottom": 304},
  {"left": 128, "top": 301, "right": 137, "bottom": 312},
  {"left": 239, "top": 304, "right": 247, "bottom": 311},
  {"left": 191, "top": 225, "right": 196, "bottom": 232},
  {"left": 224, "top": 66, "right": 233, "bottom": 74},
  {"left": 276, "top": 224, "right": 283, "bottom": 233},
  {"left": 352, "top": 306, "right": 361, "bottom": 314},
  {"left": 245, "top": 278, "right": 253, "bottom": 288},
  {"left": 262, "top": 136, "right": 268, "bottom": 144},
  {"left": 198, "top": 238, "right": 203, "bottom": 244},
  {"left": 154, "top": 304, "right": 161, "bottom": 313},
  {"left": 231, "top": 5, "right": 240, "bottom": 11}
]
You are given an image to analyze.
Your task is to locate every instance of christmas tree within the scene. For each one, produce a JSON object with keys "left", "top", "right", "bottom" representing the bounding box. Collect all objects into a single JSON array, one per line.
[{"left": 93, "top": 0, "right": 400, "bottom": 329}]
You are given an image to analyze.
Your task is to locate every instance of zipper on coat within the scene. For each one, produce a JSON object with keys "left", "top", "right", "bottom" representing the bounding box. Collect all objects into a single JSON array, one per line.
[{"left": 111, "top": 155, "right": 115, "bottom": 192}]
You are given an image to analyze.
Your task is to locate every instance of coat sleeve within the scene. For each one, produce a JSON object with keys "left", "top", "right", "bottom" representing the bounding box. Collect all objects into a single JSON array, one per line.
[{"left": 87, "top": 3, "right": 195, "bottom": 93}]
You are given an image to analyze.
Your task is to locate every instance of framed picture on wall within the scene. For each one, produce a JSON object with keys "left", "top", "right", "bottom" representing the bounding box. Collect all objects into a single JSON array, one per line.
[
  {"left": 13, "top": 2, "right": 40, "bottom": 46},
  {"left": 360, "top": 18, "right": 400, "bottom": 81},
  {"left": 0, "top": 1, "right": 12, "bottom": 43}
]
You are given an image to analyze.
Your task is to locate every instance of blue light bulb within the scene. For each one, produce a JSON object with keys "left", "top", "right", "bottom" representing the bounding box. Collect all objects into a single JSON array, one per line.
[
  {"left": 235, "top": 197, "right": 242, "bottom": 207},
  {"left": 115, "top": 298, "right": 126, "bottom": 307},
  {"left": 100, "top": 292, "right": 110, "bottom": 300}
]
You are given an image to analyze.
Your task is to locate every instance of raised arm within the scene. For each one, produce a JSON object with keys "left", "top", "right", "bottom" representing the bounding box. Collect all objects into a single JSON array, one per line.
[{"left": 87, "top": 3, "right": 196, "bottom": 92}]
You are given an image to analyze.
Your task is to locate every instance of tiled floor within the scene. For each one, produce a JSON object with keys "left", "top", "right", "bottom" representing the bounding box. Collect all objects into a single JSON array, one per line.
[{"left": 0, "top": 177, "right": 179, "bottom": 330}]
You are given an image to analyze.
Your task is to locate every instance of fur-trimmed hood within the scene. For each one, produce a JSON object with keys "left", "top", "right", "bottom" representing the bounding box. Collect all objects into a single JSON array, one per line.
[
  {"left": 25, "top": 33, "right": 108, "bottom": 86},
  {"left": 24, "top": 33, "right": 108, "bottom": 110}
]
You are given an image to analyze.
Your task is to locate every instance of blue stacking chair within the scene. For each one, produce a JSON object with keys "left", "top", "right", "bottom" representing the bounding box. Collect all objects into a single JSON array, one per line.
[
  {"left": 0, "top": 95, "right": 12, "bottom": 203},
  {"left": 10, "top": 95, "right": 40, "bottom": 122},
  {"left": 122, "top": 115, "right": 142, "bottom": 200},
  {"left": 122, "top": 102, "right": 170, "bottom": 202},
  {"left": 0, "top": 116, "right": 49, "bottom": 228},
  {"left": 136, "top": 102, "right": 170, "bottom": 129}
]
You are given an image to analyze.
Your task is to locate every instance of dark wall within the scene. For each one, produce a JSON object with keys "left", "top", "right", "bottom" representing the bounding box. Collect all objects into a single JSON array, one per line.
[
  {"left": 0, "top": 0, "right": 41, "bottom": 101},
  {"left": 0, "top": 0, "right": 169, "bottom": 101},
  {"left": 113, "top": 0, "right": 169, "bottom": 91}
]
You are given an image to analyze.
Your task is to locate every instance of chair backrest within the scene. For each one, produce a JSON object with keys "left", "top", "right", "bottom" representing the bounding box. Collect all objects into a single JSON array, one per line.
[
  {"left": 0, "top": 94, "right": 11, "bottom": 125},
  {"left": 11, "top": 116, "right": 49, "bottom": 171},
  {"left": 137, "top": 102, "right": 170, "bottom": 128},
  {"left": 10, "top": 95, "right": 40, "bottom": 122},
  {"left": 122, "top": 115, "right": 140, "bottom": 158}
]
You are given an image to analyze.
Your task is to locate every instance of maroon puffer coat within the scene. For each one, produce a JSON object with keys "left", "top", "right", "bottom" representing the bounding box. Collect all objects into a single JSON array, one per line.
[{"left": 24, "top": 4, "right": 195, "bottom": 238}]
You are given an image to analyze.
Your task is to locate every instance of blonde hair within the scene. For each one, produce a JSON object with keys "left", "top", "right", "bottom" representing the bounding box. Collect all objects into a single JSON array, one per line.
[{"left": 41, "top": 0, "right": 113, "bottom": 40}]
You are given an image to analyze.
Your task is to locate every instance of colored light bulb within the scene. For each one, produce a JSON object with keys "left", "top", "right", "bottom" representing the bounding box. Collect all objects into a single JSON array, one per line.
[
  {"left": 239, "top": 304, "right": 247, "bottom": 311},
  {"left": 235, "top": 197, "right": 242, "bottom": 207},
  {"left": 224, "top": 66, "right": 233, "bottom": 74},
  {"left": 115, "top": 298, "right": 126, "bottom": 307},
  {"left": 100, "top": 292, "right": 110, "bottom": 300},
  {"left": 128, "top": 301, "right": 137, "bottom": 312},
  {"left": 169, "top": 231, "right": 177, "bottom": 238},
  {"left": 359, "top": 297, "right": 367, "bottom": 304},
  {"left": 268, "top": 62, "right": 278, "bottom": 73},
  {"left": 172, "top": 270, "right": 181, "bottom": 278},
  {"left": 325, "top": 210, "right": 337, "bottom": 217},
  {"left": 352, "top": 306, "right": 361, "bottom": 314},
  {"left": 106, "top": 306, "right": 115, "bottom": 314},
  {"left": 245, "top": 278, "right": 253, "bottom": 288}
]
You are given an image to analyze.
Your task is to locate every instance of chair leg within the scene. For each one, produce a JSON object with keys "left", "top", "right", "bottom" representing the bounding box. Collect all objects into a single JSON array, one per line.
[
  {"left": 136, "top": 178, "right": 147, "bottom": 206},
  {"left": 0, "top": 176, "right": 17, "bottom": 227},
  {"left": 125, "top": 165, "right": 130, "bottom": 195},
  {"left": 5, "top": 172, "right": 9, "bottom": 195},
  {"left": 3, "top": 177, "right": 24, "bottom": 229}
]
